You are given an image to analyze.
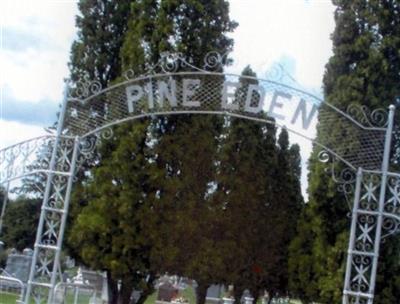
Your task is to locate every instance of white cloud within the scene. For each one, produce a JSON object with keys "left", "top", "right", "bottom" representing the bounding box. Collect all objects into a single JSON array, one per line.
[
  {"left": 0, "top": 0, "right": 78, "bottom": 103},
  {"left": 228, "top": 0, "right": 335, "bottom": 89},
  {"left": 227, "top": 0, "right": 335, "bottom": 200},
  {"left": 2, "top": 48, "right": 70, "bottom": 102},
  {"left": 0, "top": 119, "right": 47, "bottom": 149}
]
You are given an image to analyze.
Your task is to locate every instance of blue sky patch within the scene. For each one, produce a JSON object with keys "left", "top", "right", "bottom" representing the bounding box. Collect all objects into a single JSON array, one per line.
[{"left": 2, "top": 89, "right": 58, "bottom": 126}]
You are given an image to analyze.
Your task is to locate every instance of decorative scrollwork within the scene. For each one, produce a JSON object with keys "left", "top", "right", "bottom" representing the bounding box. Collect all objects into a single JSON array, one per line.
[
  {"left": 349, "top": 298, "right": 368, "bottom": 304},
  {"left": 123, "top": 51, "right": 231, "bottom": 81},
  {"left": 382, "top": 217, "right": 400, "bottom": 238},
  {"left": 203, "top": 51, "right": 229, "bottom": 70},
  {"left": 0, "top": 135, "right": 58, "bottom": 184},
  {"left": 381, "top": 174, "right": 400, "bottom": 238},
  {"left": 67, "top": 76, "right": 103, "bottom": 99},
  {"left": 75, "top": 128, "right": 115, "bottom": 178},
  {"left": 318, "top": 149, "right": 357, "bottom": 209},
  {"left": 318, "top": 150, "right": 331, "bottom": 163},
  {"left": 79, "top": 136, "right": 97, "bottom": 156},
  {"left": 160, "top": 52, "right": 185, "bottom": 73},
  {"left": 264, "top": 63, "right": 285, "bottom": 83},
  {"left": 98, "top": 127, "right": 114, "bottom": 140},
  {"left": 346, "top": 104, "right": 388, "bottom": 128},
  {"left": 123, "top": 69, "right": 136, "bottom": 80}
]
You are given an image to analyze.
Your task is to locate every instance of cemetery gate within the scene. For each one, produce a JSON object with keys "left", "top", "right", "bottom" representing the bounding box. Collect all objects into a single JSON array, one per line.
[{"left": 0, "top": 52, "right": 399, "bottom": 304}]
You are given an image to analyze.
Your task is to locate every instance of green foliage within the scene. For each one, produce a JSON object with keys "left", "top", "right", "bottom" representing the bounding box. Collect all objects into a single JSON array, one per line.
[
  {"left": 68, "top": 2, "right": 306, "bottom": 303},
  {"left": 211, "top": 67, "right": 303, "bottom": 302},
  {"left": 69, "top": 121, "right": 156, "bottom": 303},
  {"left": 121, "top": 0, "right": 237, "bottom": 71},
  {"left": 289, "top": 1, "right": 400, "bottom": 303},
  {"left": 68, "top": 1, "right": 237, "bottom": 304},
  {"left": 120, "top": 2, "right": 237, "bottom": 304},
  {"left": 1, "top": 197, "right": 41, "bottom": 251},
  {"left": 68, "top": 0, "right": 132, "bottom": 88},
  {"left": 66, "top": 1, "right": 144, "bottom": 303}
]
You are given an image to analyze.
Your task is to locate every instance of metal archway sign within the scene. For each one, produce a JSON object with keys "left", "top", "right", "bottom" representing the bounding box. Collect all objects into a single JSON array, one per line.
[{"left": 0, "top": 52, "right": 399, "bottom": 304}]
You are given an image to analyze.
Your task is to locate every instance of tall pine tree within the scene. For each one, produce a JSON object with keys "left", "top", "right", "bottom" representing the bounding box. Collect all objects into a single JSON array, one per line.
[
  {"left": 69, "top": 0, "right": 131, "bottom": 88},
  {"left": 69, "top": 1, "right": 237, "bottom": 304},
  {"left": 120, "top": 2, "right": 237, "bottom": 304},
  {"left": 289, "top": 1, "right": 400, "bottom": 303},
  {"left": 65, "top": 1, "right": 139, "bottom": 303}
]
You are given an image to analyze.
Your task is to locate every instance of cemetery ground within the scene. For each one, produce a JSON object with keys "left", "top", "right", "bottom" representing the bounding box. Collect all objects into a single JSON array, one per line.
[
  {"left": 0, "top": 287, "right": 303, "bottom": 304},
  {"left": 1, "top": 292, "right": 91, "bottom": 304}
]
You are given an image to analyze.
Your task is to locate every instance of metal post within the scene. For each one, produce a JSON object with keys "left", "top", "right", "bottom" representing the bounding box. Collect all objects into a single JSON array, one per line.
[
  {"left": 367, "top": 104, "right": 395, "bottom": 304},
  {"left": 74, "top": 287, "right": 79, "bottom": 304},
  {"left": 25, "top": 92, "right": 70, "bottom": 304},
  {"left": 0, "top": 182, "right": 10, "bottom": 236},
  {"left": 47, "top": 136, "right": 79, "bottom": 304},
  {"left": 342, "top": 167, "right": 363, "bottom": 304}
]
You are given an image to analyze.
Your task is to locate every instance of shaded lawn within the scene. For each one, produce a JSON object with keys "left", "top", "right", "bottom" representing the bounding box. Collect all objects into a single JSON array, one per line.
[{"left": 1, "top": 288, "right": 303, "bottom": 304}]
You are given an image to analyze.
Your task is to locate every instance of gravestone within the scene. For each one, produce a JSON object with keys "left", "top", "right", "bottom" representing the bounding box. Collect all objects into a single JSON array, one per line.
[
  {"left": 206, "top": 284, "right": 225, "bottom": 304},
  {"left": 157, "top": 281, "right": 178, "bottom": 302},
  {"left": 131, "top": 289, "right": 142, "bottom": 304},
  {"left": 81, "top": 268, "right": 103, "bottom": 293},
  {"left": 0, "top": 248, "right": 33, "bottom": 293},
  {"left": 65, "top": 255, "right": 75, "bottom": 269},
  {"left": 2, "top": 248, "right": 33, "bottom": 282},
  {"left": 242, "top": 290, "right": 253, "bottom": 304}
]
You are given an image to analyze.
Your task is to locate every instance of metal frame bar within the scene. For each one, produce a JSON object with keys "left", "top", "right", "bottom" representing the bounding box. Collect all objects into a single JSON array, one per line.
[
  {"left": 0, "top": 275, "right": 25, "bottom": 303},
  {"left": 47, "top": 137, "right": 79, "bottom": 304},
  {"left": 367, "top": 105, "right": 395, "bottom": 303},
  {"left": 24, "top": 92, "right": 78, "bottom": 304},
  {"left": 342, "top": 105, "right": 396, "bottom": 304},
  {"left": 343, "top": 168, "right": 363, "bottom": 304},
  {"left": 0, "top": 182, "right": 10, "bottom": 236}
]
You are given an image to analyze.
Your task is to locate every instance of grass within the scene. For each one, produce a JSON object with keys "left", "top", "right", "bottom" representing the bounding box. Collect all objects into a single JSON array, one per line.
[
  {"left": 0, "top": 293, "right": 21, "bottom": 304},
  {"left": 0, "top": 291, "right": 93, "bottom": 304},
  {"left": 143, "top": 286, "right": 301, "bottom": 304},
  {"left": 1, "top": 288, "right": 303, "bottom": 304}
]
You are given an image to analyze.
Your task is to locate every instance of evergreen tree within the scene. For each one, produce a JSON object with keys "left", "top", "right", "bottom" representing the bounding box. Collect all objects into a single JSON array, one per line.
[
  {"left": 69, "top": 1, "right": 237, "bottom": 304},
  {"left": 289, "top": 1, "right": 400, "bottom": 303},
  {"left": 69, "top": 121, "right": 156, "bottom": 304},
  {"left": 214, "top": 67, "right": 303, "bottom": 303},
  {"left": 1, "top": 197, "right": 41, "bottom": 251},
  {"left": 120, "top": 2, "right": 237, "bottom": 304},
  {"left": 270, "top": 128, "right": 303, "bottom": 299},
  {"left": 69, "top": 0, "right": 131, "bottom": 88},
  {"left": 213, "top": 67, "right": 274, "bottom": 303},
  {"left": 65, "top": 1, "right": 140, "bottom": 303}
]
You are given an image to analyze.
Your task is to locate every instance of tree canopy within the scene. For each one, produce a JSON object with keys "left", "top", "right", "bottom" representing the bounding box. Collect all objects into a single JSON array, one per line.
[
  {"left": 1, "top": 196, "right": 41, "bottom": 251},
  {"left": 66, "top": 1, "right": 306, "bottom": 304},
  {"left": 289, "top": 1, "right": 400, "bottom": 303}
]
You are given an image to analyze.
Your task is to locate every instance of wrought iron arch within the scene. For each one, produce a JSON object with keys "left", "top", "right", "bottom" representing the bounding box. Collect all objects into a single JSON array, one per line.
[{"left": 0, "top": 52, "right": 398, "bottom": 304}]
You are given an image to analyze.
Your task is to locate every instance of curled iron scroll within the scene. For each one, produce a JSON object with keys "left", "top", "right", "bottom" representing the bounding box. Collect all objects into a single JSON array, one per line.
[
  {"left": 123, "top": 51, "right": 231, "bottom": 81},
  {"left": 75, "top": 127, "right": 115, "bottom": 179},
  {"left": 67, "top": 76, "right": 103, "bottom": 99},
  {"left": 318, "top": 149, "right": 357, "bottom": 210},
  {"left": 346, "top": 104, "right": 388, "bottom": 128},
  {"left": 382, "top": 175, "right": 400, "bottom": 238}
]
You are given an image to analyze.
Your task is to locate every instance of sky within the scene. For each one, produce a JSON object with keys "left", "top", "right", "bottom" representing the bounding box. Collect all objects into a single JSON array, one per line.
[{"left": 0, "top": 0, "right": 336, "bottom": 197}]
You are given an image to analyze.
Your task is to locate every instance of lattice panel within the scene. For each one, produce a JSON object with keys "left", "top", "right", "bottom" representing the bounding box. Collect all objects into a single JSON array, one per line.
[
  {"left": 344, "top": 169, "right": 400, "bottom": 304},
  {"left": 344, "top": 171, "right": 381, "bottom": 303},
  {"left": 0, "top": 136, "right": 55, "bottom": 185},
  {"left": 382, "top": 172, "right": 400, "bottom": 237},
  {"left": 318, "top": 104, "right": 386, "bottom": 170},
  {"left": 65, "top": 72, "right": 387, "bottom": 171},
  {"left": 24, "top": 137, "right": 79, "bottom": 304}
]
